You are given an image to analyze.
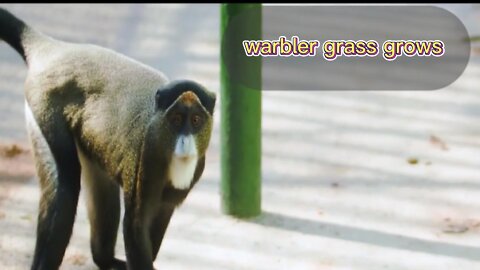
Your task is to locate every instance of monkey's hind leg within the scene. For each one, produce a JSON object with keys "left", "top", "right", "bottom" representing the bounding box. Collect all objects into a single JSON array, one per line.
[
  {"left": 79, "top": 151, "right": 126, "bottom": 270},
  {"left": 26, "top": 103, "right": 81, "bottom": 270}
]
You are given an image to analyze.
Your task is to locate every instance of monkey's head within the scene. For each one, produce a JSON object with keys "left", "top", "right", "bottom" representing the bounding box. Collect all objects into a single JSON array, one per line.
[{"left": 154, "top": 80, "right": 216, "bottom": 162}]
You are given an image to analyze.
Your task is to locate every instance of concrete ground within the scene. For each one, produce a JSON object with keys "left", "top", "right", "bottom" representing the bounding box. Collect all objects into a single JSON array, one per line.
[{"left": 1, "top": 4, "right": 480, "bottom": 270}]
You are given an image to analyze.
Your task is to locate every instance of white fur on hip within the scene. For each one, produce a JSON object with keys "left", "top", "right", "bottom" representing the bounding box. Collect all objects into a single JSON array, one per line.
[{"left": 25, "top": 101, "right": 58, "bottom": 181}]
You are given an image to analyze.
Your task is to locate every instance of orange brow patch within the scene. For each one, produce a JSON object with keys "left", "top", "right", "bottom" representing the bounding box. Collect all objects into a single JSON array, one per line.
[{"left": 179, "top": 91, "right": 199, "bottom": 106}]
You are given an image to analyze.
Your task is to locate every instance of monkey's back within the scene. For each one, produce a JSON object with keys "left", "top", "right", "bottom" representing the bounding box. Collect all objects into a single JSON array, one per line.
[{"left": 24, "top": 39, "right": 170, "bottom": 180}]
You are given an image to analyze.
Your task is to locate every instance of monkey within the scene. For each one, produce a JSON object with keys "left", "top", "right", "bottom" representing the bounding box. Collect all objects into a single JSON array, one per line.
[{"left": 0, "top": 8, "right": 216, "bottom": 270}]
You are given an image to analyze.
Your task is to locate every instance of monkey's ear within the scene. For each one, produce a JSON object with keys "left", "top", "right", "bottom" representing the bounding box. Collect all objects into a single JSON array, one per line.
[
  {"left": 155, "top": 80, "right": 216, "bottom": 115},
  {"left": 155, "top": 86, "right": 177, "bottom": 112},
  {"left": 199, "top": 90, "right": 216, "bottom": 116}
]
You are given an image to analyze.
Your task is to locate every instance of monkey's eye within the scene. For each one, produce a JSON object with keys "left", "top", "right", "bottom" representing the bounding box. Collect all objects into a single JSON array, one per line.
[
  {"left": 172, "top": 114, "right": 182, "bottom": 127},
  {"left": 191, "top": 114, "right": 202, "bottom": 128}
]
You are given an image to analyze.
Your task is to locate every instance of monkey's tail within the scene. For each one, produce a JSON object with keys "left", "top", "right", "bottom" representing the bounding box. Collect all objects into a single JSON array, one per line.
[{"left": 0, "top": 8, "right": 45, "bottom": 63}]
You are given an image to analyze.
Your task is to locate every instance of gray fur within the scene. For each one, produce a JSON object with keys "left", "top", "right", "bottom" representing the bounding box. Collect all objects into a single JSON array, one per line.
[{"left": 25, "top": 37, "right": 169, "bottom": 183}]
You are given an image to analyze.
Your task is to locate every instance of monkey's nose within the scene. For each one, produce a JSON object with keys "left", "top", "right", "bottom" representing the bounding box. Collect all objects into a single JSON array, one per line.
[
  {"left": 180, "top": 137, "right": 189, "bottom": 149},
  {"left": 174, "top": 134, "right": 197, "bottom": 158}
]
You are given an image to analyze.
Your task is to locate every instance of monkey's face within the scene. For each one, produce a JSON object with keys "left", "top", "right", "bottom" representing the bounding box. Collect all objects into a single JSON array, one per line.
[
  {"left": 155, "top": 80, "right": 216, "bottom": 161},
  {"left": 156, "top": 81, "right": 215, "bottom": 190},
  {"left": 165, "top": 91, "right": 213, "bottom": 160}
]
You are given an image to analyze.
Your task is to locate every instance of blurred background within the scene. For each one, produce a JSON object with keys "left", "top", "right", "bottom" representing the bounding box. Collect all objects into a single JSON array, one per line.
[{"left": 0, "top": 4, "right": 480, "bottom": 270}]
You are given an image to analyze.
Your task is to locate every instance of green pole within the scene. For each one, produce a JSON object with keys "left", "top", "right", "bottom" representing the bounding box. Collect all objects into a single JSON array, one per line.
[{"left": 220, "top": 4, "right": 262, "bottom": 218}]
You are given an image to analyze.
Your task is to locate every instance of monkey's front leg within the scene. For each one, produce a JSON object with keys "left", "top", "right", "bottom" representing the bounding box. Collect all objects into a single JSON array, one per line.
[
  {"left": 150, "top": 205, "right": 175, "bottom": 260},
  {"left": 123, "top": 197, "right": 155, "bottom": 270}
]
